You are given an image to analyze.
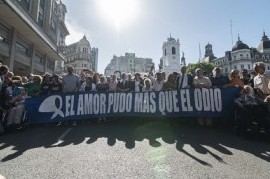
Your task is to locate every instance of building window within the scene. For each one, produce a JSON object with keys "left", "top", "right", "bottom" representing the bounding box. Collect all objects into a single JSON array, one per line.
[
  {"left": 246, "top": 54, "right": 249, "bottom": 59},
  {"left": 84, "top": 64, "right": 86, "bottom": 67},
  {"left": 35, "top": 54, "right": 44, "bottom": 64},
  {"left": 234, "top": 56, "right": 236, "bottom": 60},
  {"left": 172, "top": 47, "right": 176, "bottom": 55},
  {"left": 37, "top": 0, "right": 45, "bottom": 27},
  {"left": 52, "top": 0, "right": 57, "bottom": 14},
  {"left": 234, "top": 65, "right": 237, "bottom": 70},
  {"left": 47, "top": 60, "right": 54, "bottom": 70},
  {"left": 164, "top": 49, "right": 166, "bottom": 56},
  {"left": 51, "top": 19, "right": 56, "bottom": 32},
  {"left": 262, "top": 55, "right": 265, "bottom": 60},
  {"left": 37, "top": 12, "right": 44, "bottom": 27},
  {"left": 225, "top": 68, "right": 228, "bottom": 73},
  {"left": 17, "top": 0, "right": 30, "bottom": 11},
  {"left": 82, "top": 47, "right": 88, "bottom": 53},
  {"left": 248, "top": 64, "right": 251, "bottom": 70},
  {"left": 16, "top": 42, "right": 29, "bottom": 56},
  {"left": 0, "top": 24, "right": 9, "bottom": 44},
  {"left": 240, "top": 54, "right": 243, "bottom": 59},
  {"left": 240, "top": 65, "right": 244, "bottom": 69},
  {"left": 0, "top": 34, "right": 8, "bottom": 44},
  {"left": 268, "top": 66, "right": 270, "bottom": 70}
]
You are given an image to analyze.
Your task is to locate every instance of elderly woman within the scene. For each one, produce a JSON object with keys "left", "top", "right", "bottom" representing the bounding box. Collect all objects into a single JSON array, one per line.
[
  {"left": 193, "top": 68, "right": 212, "bottom": 88},
  {"left": 80, "top": 76, "right": 96, "bottom": 92},
  {"left": 142, "top": 78, "right": 153, "bottom": 92},
  {"left": 163, "top": 73, "right": 177, "bottom": 91},
  {"left": 5, "top": 80, "right": 26, "bottom": 126},
  {"left": 24, "top": 75, "right": 42, "bottom": 97},
  {"left": 97, "top": 75, "right": 109, "bottom": 92},
  {"left": 40, "top": 74, "right": 51, "bottom": 96},
  {"left": 108, "top": 74, "right": 118, "bottom": 92},
  {"left": 49, "top": 74, "right": 62, "bottom": 94},
  {"left": 228, "top": 69, "right": 244, "bottom": 88},
  {"left": 235, "top": 85, "right": 268, "bottom": 133}
]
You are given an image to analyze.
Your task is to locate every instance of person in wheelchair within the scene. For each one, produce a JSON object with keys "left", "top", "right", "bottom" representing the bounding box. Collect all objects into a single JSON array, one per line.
[
  {"left": 5, "top": 80, "right": 26, "bottom": 127},
  {"left": 235, "top": 85, "right": 268, "bottom": 134}
]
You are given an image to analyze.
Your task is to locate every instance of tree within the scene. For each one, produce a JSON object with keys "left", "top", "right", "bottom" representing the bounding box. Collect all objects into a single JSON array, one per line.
[{"left": 187, "top": 62, "right": 216, "bottom": 76}]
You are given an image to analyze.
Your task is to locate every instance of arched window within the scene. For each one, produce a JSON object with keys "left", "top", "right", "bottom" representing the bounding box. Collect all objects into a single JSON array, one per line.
[
  {"left": 164, "top": 49, "right": 166, "bottom": 56},
  {"left": 172, "top": 47, "right": 176, "bottom": 55},
  {"left": 240, "top": 54, "right": 243, "bottom": 59}
]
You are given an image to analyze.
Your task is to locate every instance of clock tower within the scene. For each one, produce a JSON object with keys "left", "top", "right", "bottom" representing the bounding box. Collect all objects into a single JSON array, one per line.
[{"left": 160, "top": 35, "right": 181, "bottom": 76}]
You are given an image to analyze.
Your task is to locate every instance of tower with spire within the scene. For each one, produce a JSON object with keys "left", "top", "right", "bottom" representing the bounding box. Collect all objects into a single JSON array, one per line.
[
  {"left": 181, "top": 51, "right": 186, "bottom": 66},
  {"left": 160, "top": 34, "right": 181, "bottom": 75},
  {"left": 200, "top": 42, "right": 216, "bottom": 63}
]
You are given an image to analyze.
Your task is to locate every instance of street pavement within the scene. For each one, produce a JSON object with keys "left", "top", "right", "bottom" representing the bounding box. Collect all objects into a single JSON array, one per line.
[{"left": 0, "top": 118, "right": 270, "bottom": 179}]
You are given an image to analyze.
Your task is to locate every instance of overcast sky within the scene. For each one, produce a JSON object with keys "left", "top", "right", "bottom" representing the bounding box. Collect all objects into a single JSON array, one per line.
[{"left": 62, "top": 0, "right": 270, "bottom": 73}]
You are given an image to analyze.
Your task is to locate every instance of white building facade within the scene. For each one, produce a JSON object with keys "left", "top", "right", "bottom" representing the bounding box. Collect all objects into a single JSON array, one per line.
[
  {"left": 212, "top": 33, "right": 270, "bottom": 75},
  {"left": 160, "top": 36, "right": 181, "bottom": 75},
  {"left": 104, "top": 53, "right": 154, "bottom": 77},
  {"left": 64, "top": 35, "right": 98, "bottom": 74}
]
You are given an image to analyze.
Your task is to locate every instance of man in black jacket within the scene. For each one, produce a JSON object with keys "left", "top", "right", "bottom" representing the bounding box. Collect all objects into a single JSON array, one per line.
[
  {"left": 117, "top": 73, "right": 129, "bottom": 92},
  {"left": 177, "top": 66, "right": 193, "bottom": 89}
]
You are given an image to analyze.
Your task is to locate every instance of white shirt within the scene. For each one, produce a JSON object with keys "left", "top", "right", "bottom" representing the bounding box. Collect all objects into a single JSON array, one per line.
[
  {"left": 193, "top": 76, "right": 212, "bottom": 88},
  {"left": 134, "top": 80, "right": 140, "bottom": 92},
  {"left": 142, "top": 86, "right": 153, "bottom": 92},
  {"left": 79, "top": 82, "right": 96, "bottom": 92},
  {"left": 148, "top": 75, "right": 164, "bottom": 91},
  {"left": 254, "top": 70, "right": 270, "bottom": 94}
]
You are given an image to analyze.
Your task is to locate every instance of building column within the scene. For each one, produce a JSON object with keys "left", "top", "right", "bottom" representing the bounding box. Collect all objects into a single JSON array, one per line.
[
  {"left": 32, "top": 0, "right": 39, "bottom": 21},
  {"left": 30, "top": 44, "right": 35, "bottom": 74},
  {"left": 9, "top": 27, "right": 17, "bottom": 72},
  {"left": 44, "top": 55, "right": 48, "bottom": 73},
  {"left": 44, "top": 0, "right": 53, "bottom": 33}
]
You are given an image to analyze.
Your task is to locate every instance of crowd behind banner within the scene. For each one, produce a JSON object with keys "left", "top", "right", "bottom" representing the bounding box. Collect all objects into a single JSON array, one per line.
[
  {"left": 25, "top": 88, "right": 240, "bottom": 124},
  {"left": 0, "top": 62, "right": 270, "bottom": 134}
]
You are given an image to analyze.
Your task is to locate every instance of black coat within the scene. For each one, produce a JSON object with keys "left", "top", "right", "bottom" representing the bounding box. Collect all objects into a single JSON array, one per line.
[{"left": 176, "top": 74, "right": 193, "bottom": 89}]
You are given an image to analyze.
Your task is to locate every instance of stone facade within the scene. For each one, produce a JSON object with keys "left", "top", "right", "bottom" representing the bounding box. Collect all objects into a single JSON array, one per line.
[
  {"left": 64, "top": 35, "right": 98, "bottom": 74},
  {"left": 0, "top": 0, "right": 69, "bottom": 76},
  {"left": 212, "top": 33, "right": 270, "bottom": 75},
  {"left": 104, "top": 53, "right": 154, "bottom": 77}
]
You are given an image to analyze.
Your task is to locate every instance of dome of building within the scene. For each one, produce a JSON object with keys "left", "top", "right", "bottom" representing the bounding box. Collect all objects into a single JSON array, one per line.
[
  {"left": 232, "top": 35, "right": 249, "bottom": 51},
  {"left": 167, "top": 34, "right": 176, "bottom": 42},
  {"left": 257, "top": 32, "right": 270, "bottom": 52}
]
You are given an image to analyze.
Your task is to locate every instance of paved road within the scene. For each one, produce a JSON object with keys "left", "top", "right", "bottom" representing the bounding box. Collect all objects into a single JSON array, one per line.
[{"left": 0, "top": 118, "right": 270, "bottom": 179}]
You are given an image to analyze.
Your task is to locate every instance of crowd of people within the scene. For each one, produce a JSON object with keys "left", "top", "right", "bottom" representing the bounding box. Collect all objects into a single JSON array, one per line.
[{"left": 0, "top": 62, "right": 270, "bottom": 135}]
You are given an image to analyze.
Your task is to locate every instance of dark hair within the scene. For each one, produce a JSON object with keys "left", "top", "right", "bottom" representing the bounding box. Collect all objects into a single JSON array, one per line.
[
  {"left": 52, "top": 74, "right": 59, "bottom": 80},
  {"left": 0, "top": 65, "right": 9, "bottom": 74}
]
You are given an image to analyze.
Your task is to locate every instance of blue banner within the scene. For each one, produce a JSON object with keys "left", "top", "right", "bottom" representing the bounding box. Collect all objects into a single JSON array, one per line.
[{"left": 25, "top": 88, "right": 240, "bottom": 124}]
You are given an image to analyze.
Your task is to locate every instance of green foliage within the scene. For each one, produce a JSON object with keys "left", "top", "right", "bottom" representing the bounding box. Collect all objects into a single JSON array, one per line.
[{"left": 187, "top": 62, "right": 216, "bottom": 75}]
